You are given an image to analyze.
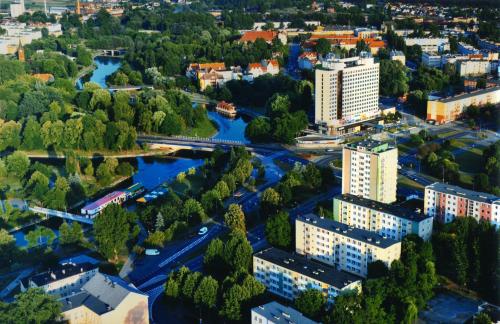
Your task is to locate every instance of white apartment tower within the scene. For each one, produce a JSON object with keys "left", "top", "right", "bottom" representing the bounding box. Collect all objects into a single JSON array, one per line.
[
  {"left": 342, "top": 140, "right": 398, "bottom": 204},
  {"left": 315, "top": 52, "right": 380, "bottom": 135}
]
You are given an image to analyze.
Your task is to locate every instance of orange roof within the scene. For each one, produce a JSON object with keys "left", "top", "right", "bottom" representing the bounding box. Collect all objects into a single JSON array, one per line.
[
  {"left": 268, "top": 59, "right": 279, "bottom": 66},
  {"left": 299, "top": 52, "right": 318, "bottom": 59},
  {"left": 32, "top": 73, "right": 54, "bottom": 82},
  {"left": 189, "top": 62, "right": 226, "bottom": 71},
  {"left": 310, "top": 34, "right": 359, "bottom": 40},
  {"left": 240, "top": 31, "right": 277, "bottom": 43}
]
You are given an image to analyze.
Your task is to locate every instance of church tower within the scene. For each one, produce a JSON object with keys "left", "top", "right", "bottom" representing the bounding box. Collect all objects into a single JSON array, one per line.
[
  {"left": 76, "top": 0, "right": 81, "bottom": 15},
  {"left": 17, "top": 40, "right": 25, "bottom": 62}
]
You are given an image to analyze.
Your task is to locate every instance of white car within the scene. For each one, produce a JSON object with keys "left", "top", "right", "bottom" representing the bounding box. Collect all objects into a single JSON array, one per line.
[
  {"left": 145, "top": 249, "right": 160, "bottom": 256},
  {"left": 198, "top": 227, "right": 208, "bottom": 235}
]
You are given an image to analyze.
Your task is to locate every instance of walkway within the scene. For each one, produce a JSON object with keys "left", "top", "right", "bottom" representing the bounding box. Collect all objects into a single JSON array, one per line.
[
  {"left": 119, "top": 222, "right": 147, "bottom": 279},
  {"left": 0, "top": 268, "right": 33, "bottom": 300},
  {"left": 29, "top": 206, "right": 94, "bottom": 225}
]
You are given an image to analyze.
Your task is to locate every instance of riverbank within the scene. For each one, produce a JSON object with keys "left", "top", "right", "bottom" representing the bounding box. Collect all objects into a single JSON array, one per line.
[{"left": 17, "top": 148, "right": 177, "bottom": 159}]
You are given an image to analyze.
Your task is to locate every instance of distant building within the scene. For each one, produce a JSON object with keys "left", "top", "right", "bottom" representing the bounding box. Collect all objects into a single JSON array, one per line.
[
  {"left": 477, "top": 38, "right": 500, "bottom": 53},
  {"left": 298, "top": 52, "right": 318, "bottom": 70},
  {"left": 404, "top": 38, "right": 450, "bottom": 53},
  {"left": 315, "top": 53, "right": 380, "bottom": 135},
  {"left": 60, "top": 272, "right": 149, "bottom": 324},
  {"left": 253, "top": 247, "right": 362, "bottom": 303},
  {"left": 390, "top": 50, "right": 405, "bottom": 65},
  {"left": 424, "top": 182, "right": 500, "bottom": 228},
  {"left": 457, "top": 60, "right": 491, "bottom": 77},
  {"left": 10, "top": 0, "right": 25, "bottom": 18},
  {"left": 32, "top": 73, "right": 55, "bottom": 83},
  {"left": 246, "top": 59, "right": 280, "bottom": 80},
  {"left": 186, "top": 62, "right": 244, "bottom": 90},
  {"left": 422, "top": 52, "right": 442, "bottom": 68},
  {"left": 426, "top": 86, "right": 500, "bottom": 123},
  {"left": 333, "top": 194, "right": 434, "bottom": 240},
  {"left": 458, "top": 42, "right": 480, "bottom": 55},
  {"left": 239, "top": 30, "right": 287, "bottom": 45},
  {"left": 21, "top": 262, "right": 98, "bottom": 297},
  {"left": 342, "top": 140, "right": 398, "bottom": 204},
  {"left": 296, "top": 214, "right": 401, "bottom": 278},
  {"left": 251, "top": 301, "right": 319, "bottom": 324}
]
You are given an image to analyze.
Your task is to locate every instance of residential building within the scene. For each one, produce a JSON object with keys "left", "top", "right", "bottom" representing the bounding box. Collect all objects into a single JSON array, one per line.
[
  {"left": 333, "top": 194, "right": 434, "bottom": 240},
  {"left": 253, "top": 247, "right": 362, "bottom": 303},
  {"left": 298, "top": 52, "right": 318, "bottom": 70},
  {"left": 314, "top": 53, "right": 380, "bottom": 135},
  {"left": 422, "top": 52, "right": 443, "bottom": 68},
  {"left": 296, "top": 214, "right": 401, "bottom": 278},
  {"left": 246, "top": 59, "right": 280, "bottom": 79},
  {"left": 21, "top": 262, "right": 98, "bottom": 297},
  {"left": 186, "top": 62, "right": 226, "bottom": 79},
  {"left": 390, "top": 50, "right": 406, "bottom": 65},
  {"left": 60, "top": 272, "right": 149, "bottom": 324},
  {"left": 457, "top": 60, "right": 491, "bottom": 77},
  {"left": 424, "top": 182, "right": 500, "bottom": 228},
  {"left": 404, "top": 38, "right": 450, "bottom": 53},
  {"left": 342, "top": 140, "right": 398, "bottom": 204},
  {"left": 10, "top": 0, "right": 25, "bottom": 18},
  {"left": 80, "top": 191, "right": 127, "bottom": 217},
  {"left": 477, "top": 38, "right": 500, "bottom": 53},
  {"left": 458, "top": 42, "right": 480, "bottom": 55},
  {"left": 186, "top": 62, "right": 244, "bottom": 90},
  {"left": 426, "top": 86, "right": 500, "bottom": 123},
  {"left": 251, "top": 301, "right": 319, "bottom": 324}
]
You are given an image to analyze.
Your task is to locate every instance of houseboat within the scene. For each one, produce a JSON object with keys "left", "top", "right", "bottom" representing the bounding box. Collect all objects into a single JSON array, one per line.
[{"left": 216, "top": 101, "right": 237, "bottom": 118}]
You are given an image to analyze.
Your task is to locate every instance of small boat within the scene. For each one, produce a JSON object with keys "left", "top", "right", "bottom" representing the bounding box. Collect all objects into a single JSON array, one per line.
[{"left": 216, "top": 101, "right": 237, "bottom": 118}]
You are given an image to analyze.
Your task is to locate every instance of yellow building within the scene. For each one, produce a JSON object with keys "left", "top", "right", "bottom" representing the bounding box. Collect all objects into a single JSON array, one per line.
[
  {"left": 253, "top": 247, "right": 362, "bottom": 303},
  {"left": 342, "top": 140, "right": 398, "bottom": 204},
  {"left": 296, "top": 214, "right": 401, "bottom": 278},
  {"left": 427, "top": 86, "right": 500, "bottom": 123}
]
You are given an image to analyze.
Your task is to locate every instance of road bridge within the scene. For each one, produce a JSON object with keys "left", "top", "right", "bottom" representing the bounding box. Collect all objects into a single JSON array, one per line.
[
  {"left": 137, "top": 135, "right": 284, "bottom": 153},
  {"left": 108, "top": 85, "right": 154, "bottom": 92},
  {"left": 29, "top": 206, "right": 94, "bottom": 225}
]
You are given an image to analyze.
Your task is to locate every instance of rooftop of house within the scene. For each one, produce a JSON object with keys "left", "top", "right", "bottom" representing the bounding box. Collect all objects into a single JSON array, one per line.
[
  {"left": 336, "top": 194, "right": 431, "bottom": 222},
  {"left": 345, "top": 139, "right": 394, "bottom": 153},
  {"left": 426, "top": 182, "right": 499, "bottom": 203},
  {"left": 81, "top": 190, "right": 125, "bottom": 212},
  {"left": 251, "top": 301, "right": 319, "bottom": 324},
  {"left": 431, "top": 86, "right": 500, "bottom": 104},
  {"left": 254, "top": 247, "right": 363, "bottom": 289},
  {"left": 240, "top": 30, "right": 277, "bottom": 42},
  {"left": 26, "top": 262, "right": 97, "bottom": 287},
  {"left": 297, "top": 214, "right": 401, "bottom": 249}
]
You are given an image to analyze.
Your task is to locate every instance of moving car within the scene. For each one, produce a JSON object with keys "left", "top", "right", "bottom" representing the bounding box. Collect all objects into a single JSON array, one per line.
[
  {"left": 145, "top": 249, "right": 160, "bottom": 256},
  {"left": 198, "top": 227, "right": 208, "bottom": 235}
]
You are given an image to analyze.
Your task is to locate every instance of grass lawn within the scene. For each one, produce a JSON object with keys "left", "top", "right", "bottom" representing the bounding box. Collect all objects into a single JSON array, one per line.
[
  {"left": 181, "top": 118, "right": 217, "bottom": 138},
  {"left": 436, "top": 130, "right": 462, "bottom": 139},
  {"left": 455, "top": 149, "right": 483, "bottom": 173},
  {"left": 398, "top": 175, "right": 425, "bottom": 191},
  {"left": 459, "top": 172, "right": 474, "bottom": 186}
]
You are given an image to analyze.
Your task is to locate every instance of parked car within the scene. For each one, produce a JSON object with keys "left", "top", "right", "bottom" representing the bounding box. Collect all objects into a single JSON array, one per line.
[
  {"left": 198, "top": 227, "right": 208, "bottom": 235},
  {"left": 145, "top": 249, "right": 160, "bottom": 256}
]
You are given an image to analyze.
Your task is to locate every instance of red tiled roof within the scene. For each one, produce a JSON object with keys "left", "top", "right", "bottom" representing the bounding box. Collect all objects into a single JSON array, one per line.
[{"left": 240, "top": 31, "right": 277, "bottom": 42}]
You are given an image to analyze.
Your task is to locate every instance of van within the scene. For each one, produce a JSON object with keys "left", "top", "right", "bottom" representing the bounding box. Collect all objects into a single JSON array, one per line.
[{"left": 145, "top": 249, "right": 160, "bottom": 256}]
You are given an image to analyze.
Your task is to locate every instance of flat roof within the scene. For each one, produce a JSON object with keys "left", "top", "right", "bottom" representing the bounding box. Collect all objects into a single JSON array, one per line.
[
  {"left": 335, "top": 194, "right": 432, "bottom": 222},
  {"left": 254, "top": 247, "right": 362, "bottom": 289},
  {"left": 433, "top": 86, "right": 500, "bottom": 103},
  {"left": 81, "top": 191, "right": 125, "bottom": 212},
  {"left": 251, "top": 301, "right": 319, "bottom": 324},
  {"left": 345, "top": 139, "right": 394, "bottom": 153},
  {"left": 297, "top": 214, "right": 400, "bottom": 248},
  {"left": 426, "top": 182, "right": 499, "bottom": 204}
]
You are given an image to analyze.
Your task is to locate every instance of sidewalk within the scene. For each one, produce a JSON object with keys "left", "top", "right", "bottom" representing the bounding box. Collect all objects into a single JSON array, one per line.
[
  {"left": 119, "top": 222, "right": 147, "bottom": 279},
  {"left": 0, "top": 268, "right": 33, "bottom": 300}
]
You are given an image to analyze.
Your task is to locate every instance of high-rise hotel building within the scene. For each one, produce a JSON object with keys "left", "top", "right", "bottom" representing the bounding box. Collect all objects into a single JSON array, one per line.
[
  {"left": 296, "top": 214, "right": 401, "bottom": 278},
  {"left": 342, "top": 140, "right": 398, "bottom": 204},
  {"left": 315, "top": 52, "right": 380, "bottom": 135}
]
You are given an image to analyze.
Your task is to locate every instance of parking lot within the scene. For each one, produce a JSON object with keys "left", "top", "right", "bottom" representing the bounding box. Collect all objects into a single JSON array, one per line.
[{"left": 418, "top": 293, "right": 482, "bottom": 324}]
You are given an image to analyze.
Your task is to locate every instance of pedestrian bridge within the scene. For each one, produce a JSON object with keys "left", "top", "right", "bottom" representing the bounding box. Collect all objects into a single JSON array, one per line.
[{"left": 29, "top": 206, "right": 94, "bottom": 225}]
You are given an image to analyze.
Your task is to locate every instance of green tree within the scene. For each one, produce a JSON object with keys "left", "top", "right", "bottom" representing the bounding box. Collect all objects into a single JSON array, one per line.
[
  {"left": 204, "top": 238, "right": 225, "bottom": 276},
  {"left": 260, "top": 187, "right": 281, "bottom": 215},
  {"left": 219, "top": 284, "right": 247, "bottom": 321},
  {"left": 265, "top": 211, "right": 292, "bottom": 249},
  {"left": 0, "top": 229, "right": 17, "bottom": 269},
  {"left": 6, "top": 151, "right": 30, "bottom": 179},
  {"left": 379, "top": 60, "right": 409, "bottom": 97},
  {"left": 22, "top": 117, "right": 43, "bottom": 150},
  {"left": 295, "top": 289, "right": 326, "bottom": 319},
  {"left": 193, "top": 276, "right": 219, "bottom": 309},
  {"left": 0, "top": 119, "right": 21, "bottom": 151},
  {"left": 224, "top": 231, "right": 253, "bottom": 273},
  {"left": 0, "top": 288, "right": 61, "bottom": 323},
  {"left": 93, "top": 204, "right": 133, "bottom": 261},
  {"left": 182, "top": 272, "right": 202, "bottom": 300},
  {"left": 315, "top": 38, "right": 332, "bottom": 55},
  {"left": 224, "top": 204, "right": 246, "bottom": 234}
]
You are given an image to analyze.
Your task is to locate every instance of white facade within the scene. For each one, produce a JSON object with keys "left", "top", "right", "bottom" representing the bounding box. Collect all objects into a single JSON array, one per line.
[
  {"left": 315, "top": 53, "right": 379, "bottom": 131},
  {"left": 295, "top": 215, "right": 401, "bottom": 278},
  {"left": 10, "top": 2, "right": 25, "bottom": 18},
  {"left": 404, "top": 38, "right": 450, "bottom": 53},
  {"left": 457, "top": 60, "right": 491, "bottom": 76},
  {"left": 390, "top": 50, "right": 405, "bottom": 65},
  {"left": 333, "top": 195, "right": 434, "bottom": 241},
  {"left": 422, "top": 52, "right": 442, "bottom": 68}
]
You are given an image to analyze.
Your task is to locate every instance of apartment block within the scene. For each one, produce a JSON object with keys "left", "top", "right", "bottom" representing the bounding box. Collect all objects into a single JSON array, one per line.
[
  {"left": 457, "top": 60, "right": 491, "bottom": 77},
  {"left": 251, "top": 301, "right": 319, "bottom": 324},
  {"left": 426, "top": 86, "right": 500, "bottom": 123},
  {"left": 333, "top": 194, "right": 433, "bottom": 240},
  {"left": 425, "top": 182, "right": 500, "bottom": 228},
  {"left": 253, "top": 247, "right": 362, "bottom": 303},
  {"left": 314, "top": 53, "right": 380, "bottom": 135},
  {"left": 342, "top": 140, "right": 398, "bottom": 204},
  {"left": 404, "top": 37, "right": 450, "bottom": 53},
  {"left": 296, "top": 214, "right": 401, "bottom": 278},
  {"left": 20, "top": 262, "right": 98, "bottom": 297}
]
